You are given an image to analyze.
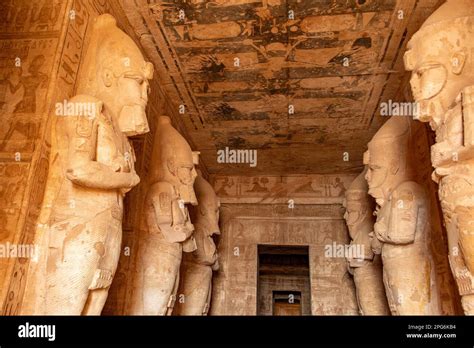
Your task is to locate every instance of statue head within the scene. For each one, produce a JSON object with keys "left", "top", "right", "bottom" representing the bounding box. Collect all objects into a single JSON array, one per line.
[
  {"left": 343, "top": 167, "right": 375, "bottom": 240},
  {"left": 364, "top": 117, "right": 414, "bottom": 206},
  {"left": 151, "top": 116, "right": 198, "bottom": 205},
  {"left": 190, "top": 172, "right": 220, "bottom": 267},
  {"left": 404, "top": 0, "right": 474, "bottom": 126},
  {"left": 76, "top": 14, "right": 153, "bottom": 136}
]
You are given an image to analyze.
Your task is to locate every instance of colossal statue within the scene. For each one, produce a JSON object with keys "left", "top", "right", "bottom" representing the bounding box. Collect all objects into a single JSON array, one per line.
[
  {"left": 174, "top": 172, "right": 220, "bottom": 315},
  {"left": 364, "top": 117, "right": 441, "bottom": 315},
  {"left": 343, "top": 168, "right": 389, "bottom": 315},
  {"left": 22, "top": 14, "right": 153, "bottom": 315},
  {"left": 404, "top": 0, "right": 474, "bottom": 315},
  {"left": 129, "top": 115, "right": 198, "bottom": 315}
]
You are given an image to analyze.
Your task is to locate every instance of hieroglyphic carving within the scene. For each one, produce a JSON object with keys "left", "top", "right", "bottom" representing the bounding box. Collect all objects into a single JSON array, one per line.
[
  {"left": 0, "top": 163, "right": 29, "bottom": 242},
  {"left": 0, "top": 0, "right": 70, "bottom": 313},
  {"left": 364, "top": 116, "right": 441, "bottom": 315},
  {"left": 0, "top": 39, "right": 56, "bottom": 153},
  {"left": 2, "top": 155, "right": 48, "bottom": 315},
  {"left": 404, "top": 0, "right": 474, "bottom": 315},
  {"left": 211, "top": 174, "right": 355, "bottom": 204},
  {"left": 0, "top": 1, "right": 67, "bottom": 34}
]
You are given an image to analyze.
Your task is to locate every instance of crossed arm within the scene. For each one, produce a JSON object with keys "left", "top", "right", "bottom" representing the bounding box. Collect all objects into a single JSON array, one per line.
[{"left": 63, "top": 115, "right": 140, "bottom": 190}]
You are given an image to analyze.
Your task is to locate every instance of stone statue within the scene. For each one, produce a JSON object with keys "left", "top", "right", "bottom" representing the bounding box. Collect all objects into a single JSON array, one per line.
[
  {"left": 364, "top": 117, "right": 441, "bottom": 315},
  {"left": 343, "top": 167, "right": 390, "bottom": 315},
  {"left": 129, "top": 115, "right": 198, "bottom": 315},
  {"left": 174, "top": 172, "right": 220, "bottom": 315},
  {"left": 22, "top": 14, "right": 153, "bottom": 315},
  {"left": 404, "top": 0, "right": 474, "bottom": 315}
]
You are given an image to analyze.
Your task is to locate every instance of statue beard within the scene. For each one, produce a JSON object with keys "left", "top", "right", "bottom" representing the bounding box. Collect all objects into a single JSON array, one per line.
[
  {"left": 368, "top": 187, "right": 385, "bottom": 207},
  {"left": 416, "top": 97, "right": 448, "bottom": 128},
  {"left": 375, "top": 197, "right": 385, "bottom": 207},
  {"left": 118, "top": 104, "right": 149, "bottom": 136},
  {"left": 178, "top": 184, "right": 198, "bottom": 205}
]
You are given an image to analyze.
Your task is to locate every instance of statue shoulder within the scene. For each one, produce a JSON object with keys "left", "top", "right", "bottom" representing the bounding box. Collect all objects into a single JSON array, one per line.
[
  {"left": 392, "top": 181, "right": 427, "bottom": 202},
  {"left": 146, "top": 181, "right": 177, "bottom": 201},
  {"left": 69, "top": 94, "right": 102, "bottom": 104}
]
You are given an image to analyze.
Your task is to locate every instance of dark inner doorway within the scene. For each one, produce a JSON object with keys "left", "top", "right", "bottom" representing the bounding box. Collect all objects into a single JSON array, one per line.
[{"left": 257, "top": 245, "right": 311, "bottom": 315}]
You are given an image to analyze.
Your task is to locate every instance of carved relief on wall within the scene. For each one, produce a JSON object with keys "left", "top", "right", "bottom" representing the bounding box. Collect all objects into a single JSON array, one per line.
[
  {"left": 211, "top": 174, "right": 355, "bottom": 204},
  {"left": 0, "top": 39, "right": 55, "bottom": 153},
  {"left": 210, "top": 203, "right": 358, "bottom": 315},
  {"left": 0, "top": 0, "right": 71, "bottom": 313},
  {"left": 0, "top": 1, "right": 67, "bottom": 34},
  {"left": 0, "top": 163, "right": 29, "bottom": 241}
]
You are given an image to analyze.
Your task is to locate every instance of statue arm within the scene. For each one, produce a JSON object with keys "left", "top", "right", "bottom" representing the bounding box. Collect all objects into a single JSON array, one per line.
[
  {"left": 386, "top": 184, "right": 418, "bottom": 244},
  {"left": 64, "top": 115, "right": 139, "bottom": 190},
  {"left": 461, "top": 85, "right": 474, "bottom": 157},
  {"left": 433, "top": 87, "right": 474, "bottom": 167},
  {"left": 147, "top": 182, "right": 187, "bottom": 243}
]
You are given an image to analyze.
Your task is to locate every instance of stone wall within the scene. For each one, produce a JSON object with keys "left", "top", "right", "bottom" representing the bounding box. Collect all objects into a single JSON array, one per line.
[
  {"left": 0, "top": 0, "right": 183, "bottom": 315},
  {"left": 209, "top": 174, "right": 360, "bottom": 315},
  {"left": 0, "top": 0, "right": 78, "bottom": 314}
]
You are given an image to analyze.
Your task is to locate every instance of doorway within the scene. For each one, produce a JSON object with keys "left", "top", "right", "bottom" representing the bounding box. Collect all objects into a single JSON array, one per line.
[
  {"left": 257, "top": 245, "right": 311, "bottom": 315},
  {"left": 273, "top": 290, "right": 302, "bottom": 315}
]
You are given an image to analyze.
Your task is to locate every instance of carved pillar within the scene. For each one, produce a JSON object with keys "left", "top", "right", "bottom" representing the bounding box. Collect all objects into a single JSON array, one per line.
[
  {"left": 21, "top": 14, "right": 153, "bottom": 315},
  {"left": 174, "top": 173, "right": 220, "bottom": 315},
  {"left": 364, "top": 117, "right": 441, "bottom": 315},
  {"left": 404, "top": 0, "right": 474, "bottom": 315},
  {"left": 344, "top": 168, "right": 390, "bottom": 315},
  {"left": 128, "top": 115, "right": 197, "bottom": 315}
]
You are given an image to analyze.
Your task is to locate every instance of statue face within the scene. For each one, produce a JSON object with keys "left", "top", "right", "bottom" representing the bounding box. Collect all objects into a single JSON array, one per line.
[
  {"left": 191, "top": 187, "right": 220, "bottom": 264},
  {"left": 115, "top": 69, "right": 151, "bottom": 136},
  {"left": 80, "top": 14, "right": 154, "bottom": 137},
  {"left": 343, "top": 198, "right": 363, "bottom": 238},
  {"left": 194, "top": 232, "right": 218, "bottom": 263},
  {"left": 193, "top": 175, "right": 220, "bottom": 235},
  {"left": 365, "top": 158, "right": 388, "bottom": 205},
  {"left": 175, "top": 162, "right": 198, "bottom": 205},
  {"left": 201, "top": 198, "right": 220, "bottom": 237},
  {"left": 155, "top": 116, "right": 198, "bottom": 204},
  {"left": 99, "top": 60, "right": 153, "bottom": 136},
  {"left": 364, "top": 117, "right": 412, "bottom": 206},
  {"left": 405, "top": 23, "right": 474, "bottom": 126}
]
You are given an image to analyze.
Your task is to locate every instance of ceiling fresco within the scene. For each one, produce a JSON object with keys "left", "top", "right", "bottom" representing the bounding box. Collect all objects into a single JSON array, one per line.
[{"left": 121, "top": 0, "right": 443, "bottom": 175}]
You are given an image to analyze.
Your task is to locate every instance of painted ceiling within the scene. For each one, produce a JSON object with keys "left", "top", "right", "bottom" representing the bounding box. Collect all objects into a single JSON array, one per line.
[{"left": 121, "top": 0, "right": 443, "bottom": 175}]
